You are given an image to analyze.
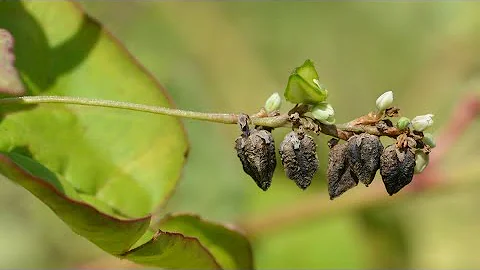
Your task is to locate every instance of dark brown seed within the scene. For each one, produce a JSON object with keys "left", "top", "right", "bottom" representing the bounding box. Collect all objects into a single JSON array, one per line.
[
  {"left": 347, "top": 134, "right": 383, "bottom": 186},
  {"left": 235, "top": 129, "right": 276, "bottom": 191},
  {"left": 380, "top": 144, "right": 415, "bottom": 195},
  {"left": 327, "top": 143, "right": 358, "bottom": 199},
  {"left": 279, "top": 131, "right": 318, "bottom": 190}
]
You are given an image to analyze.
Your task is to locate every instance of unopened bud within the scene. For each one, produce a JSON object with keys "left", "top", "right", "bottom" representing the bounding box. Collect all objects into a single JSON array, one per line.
[
  {"left": 327, "top": 142, "right": 358, "bottom": 199},
  {"left": 380, "top": 145, "right": 415, "bottom": 195},
  {"left": 235, "top": 129, "right": 276, "bottom": 191},
  {"left": 414, "top": 150, "right": 429, "bottom": 174},
  {"left": 264, "top": 92, "right": 282, "bottom": 113},
  {"left": 422, "top": 132, "right": 436, "bottom": 148},
  {"left": 396, "top": 117, "right": 410, "bottom": 130},
  {"left": 280, "top": 131, "right": 318, "bottom": 190},
  {"left": 347, "top": 133, "right": 383, "bottom": 186},
  {"left": 411, "top": 114, "right": 434, "bottom": 132},
  {"left": 311, "top": 102, "right": 335, "bottom": 125},
  {"left": 376, "top": 91, "right": 394, "bottom": 111}
]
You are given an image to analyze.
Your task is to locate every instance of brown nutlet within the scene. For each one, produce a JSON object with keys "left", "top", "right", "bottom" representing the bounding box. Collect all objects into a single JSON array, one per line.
[
  {"left": 279, "top": 131, "right": 318, "bottom": 190},
  {"left": 327, "top": 142, "right": 358, "bottom": 199},
  {"left": 380, "top": 144, "right": 415, "bottom": 195},
  {"left": 235, "top": 129, "right": 276, "bottom": 191},
  {"left": 347, "top": 133, "right": 383, "bottom": 186}
]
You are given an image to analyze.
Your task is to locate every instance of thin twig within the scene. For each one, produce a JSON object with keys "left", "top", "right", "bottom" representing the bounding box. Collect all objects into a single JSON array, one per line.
[{"left": 0, "top": 95, "right": 402, "bottom": 140}]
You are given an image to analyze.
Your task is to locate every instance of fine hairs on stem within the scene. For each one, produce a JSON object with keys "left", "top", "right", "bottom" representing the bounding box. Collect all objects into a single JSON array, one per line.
[{"left": 0, "top": 95, "right": 402, "bottom": 141}]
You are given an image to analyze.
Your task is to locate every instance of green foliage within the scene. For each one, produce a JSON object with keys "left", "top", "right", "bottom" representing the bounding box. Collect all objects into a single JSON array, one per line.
[
  {"left": 284, "top": 59, "right": 328, "bottom": 104},
  {"left": 0, "top": 152, "right": 150, "bottom": 254},
  {"left": 158, "top": 214, "right": 253, "bottom": 269},
  {"left": 0, "top": 1, "right": 253, "bottom": 269}
]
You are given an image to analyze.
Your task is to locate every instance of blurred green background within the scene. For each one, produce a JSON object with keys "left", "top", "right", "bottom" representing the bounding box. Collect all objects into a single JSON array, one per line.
[{"left": 1, "top": 1, "right": 480, "bottom": 268}]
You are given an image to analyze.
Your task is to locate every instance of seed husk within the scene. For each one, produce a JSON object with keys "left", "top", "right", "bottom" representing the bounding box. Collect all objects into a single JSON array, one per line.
[
  {"left": 279, "top": 131, "right": 318, "bottom": 190},
  {"left": 347, "top": 133, "right": 383, "bottom": 186},
  {"left": 380, "top": 144, "right": 415, "bottom": 195},
  {"left": 327, "top": 142, "right": 358, "bottom": 199},
  {"left": 235, "top": 128, "right": 276, "bottom": 191}
]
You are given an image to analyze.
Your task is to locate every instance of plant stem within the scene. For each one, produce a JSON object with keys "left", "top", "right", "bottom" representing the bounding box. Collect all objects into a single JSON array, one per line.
[
  {"left": 0, "top": 95, "right": 289, "bottom": 126},
  {"left": 0, "top": 95, "right": 400, "bottom": 140}
]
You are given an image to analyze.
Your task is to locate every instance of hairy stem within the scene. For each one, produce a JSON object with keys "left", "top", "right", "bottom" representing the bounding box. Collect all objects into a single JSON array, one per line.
[{"left": 0, "top": 95, "right": 400, "bottom": 140}]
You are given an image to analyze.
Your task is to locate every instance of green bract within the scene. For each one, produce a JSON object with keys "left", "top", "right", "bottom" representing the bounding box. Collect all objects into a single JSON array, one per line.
[{"left": 284, "top": 59, "right": 328, "bottom": 104}]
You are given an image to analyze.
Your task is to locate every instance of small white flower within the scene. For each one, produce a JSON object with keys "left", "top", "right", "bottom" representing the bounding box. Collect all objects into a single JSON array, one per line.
[
  {"left": 375, "top": 91, "right": 394, "bottom": 111},
  {"left": 264, "top": 92, "right": 282, "bottom": 113},
  {"left": 311, "top": 102, "right": 335, "bottom": 125},
  {"left": 411, "top": 114, "right": 434, "bottom": 132}
]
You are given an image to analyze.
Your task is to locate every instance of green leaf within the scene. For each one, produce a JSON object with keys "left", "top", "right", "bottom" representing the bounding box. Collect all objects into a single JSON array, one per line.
[
  {"left": 157, "top": 214, "right": 254, "bottom": 269},
  {"left": 0, "top": 0, "right": 190, "bottom": 258},
  {"left": 0, "top": 152, "right": 151, "bottom": 255},
  {"left": 284, "top": 59, "right": 328, "bottom": 104},
  {"left": 0, "top": 29, "right": 25, "bottom": 96},
  {"left": 123, "top": 230, "right": 221, "bottom": 269}
]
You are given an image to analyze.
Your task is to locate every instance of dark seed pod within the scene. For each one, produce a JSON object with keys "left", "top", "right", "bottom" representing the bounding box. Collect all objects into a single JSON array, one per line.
[
  {"left": 235, "top": 129, "right": 276, "bottom": 191},
  {"left": 380, "top": 144, "right": 415, "bottom": 195},
  {"left": 347, "top": 133, "right": 383, "bottom": 186},
  {"left": 279, "top": 131, "right": 318, "bottom": 190},
  {"left": 327, "top": 142, "right": 358, "bottom": 199}
]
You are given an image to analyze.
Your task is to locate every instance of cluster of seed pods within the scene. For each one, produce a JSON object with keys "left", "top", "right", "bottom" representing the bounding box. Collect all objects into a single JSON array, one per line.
[
  {"left": 327, "top": 134, "right": 416, "bottom": 198},
  {"left": 235, "top": 114, "right": 319, "bottom": 191},
  {"left": 235, "top": 115, "right": 421, "bottom": 198}
]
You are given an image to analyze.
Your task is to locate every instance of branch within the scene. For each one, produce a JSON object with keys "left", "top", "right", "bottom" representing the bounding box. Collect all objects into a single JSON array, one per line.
[
  {"left": 0, "top": 95, "right": 402, "bottom": 140},
  {"left": 239, "top": 93, "right": 480, "bottom": 237}
]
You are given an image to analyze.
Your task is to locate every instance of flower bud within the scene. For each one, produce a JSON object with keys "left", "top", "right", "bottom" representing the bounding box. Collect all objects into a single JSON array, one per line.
[
  {"left": 347, "top": 133, "right": 383, "bottom": 186},
  {"left": 235, "top": 129, "right": 276, "bottom": 191},
  {"left": 396, "top": 117, "right": 410, "bottom": 130},
  {"left": 284, "top": 59, "right": 328, "bottom": 104},
  {"left": 375, "top": 91, "right": 394, "bottom": 111},
  {"left": 411, "top": 114, "right": 434, "bottom": 132},
  {"left": 311, "top": 102, "right": 335, "bottom": 125},
  {"left": 380, "top": 145, "right": 415, "bottom": 195},
  {"left": 327, "top": 142, "right": 358, "bottom": 199},
  {"left": 264, "top": 92, "right": 282, "bottom": 113},
  {"left": 422, "top": 132, "right": 436, "bottom": 148},
  {"left": 280, "top": 131, "right": 318, "bottom": 190},
  {"left": 414, "top": 150, "right": 429, "bottom": 174}
]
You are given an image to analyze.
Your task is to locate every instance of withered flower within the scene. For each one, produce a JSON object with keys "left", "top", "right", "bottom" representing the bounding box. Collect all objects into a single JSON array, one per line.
[
  {"left": 347, "top": 133, "right": 383, "bottom": 186},
  {"left": 280, "top": 131, "right": 318, "bottom": 190},
  {"left": 327, "top": 142, "right": 358, "bottom": 199},
  {"left": 380, "top": 144, "right": 415, "bottom": 195}
]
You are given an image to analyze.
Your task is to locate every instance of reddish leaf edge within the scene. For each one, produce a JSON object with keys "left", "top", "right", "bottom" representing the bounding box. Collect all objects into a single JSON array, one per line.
[
  {"left": 0, "top": 153, "right": 152, "bottom": 224},
  {"left": 158, "top": 213, "right": 255, "bottom": 268},
  {"left": 120, "top": 230, "right": 222, "bottom": 269},
  {"left": 0, "top": 153, "right": 223, "bottom": 268}
]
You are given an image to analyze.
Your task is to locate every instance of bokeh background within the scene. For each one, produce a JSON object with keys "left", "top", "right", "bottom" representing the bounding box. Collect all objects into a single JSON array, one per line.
[{"left": 1, "top": 1, "right": 480, "bottom": 268}]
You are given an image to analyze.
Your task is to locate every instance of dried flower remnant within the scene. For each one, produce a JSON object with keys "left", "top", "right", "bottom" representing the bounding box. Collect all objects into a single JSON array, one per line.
[
  {"left": 280, "top": 130, "right": 318, "bottom": 190},
  {"left": 235, "top": 115, "right": 276, "bottom": 191},
  {"left": 380, "top": 144, "right": 415, "bottom": 195},
  {"left": 347, "top": 133, "right": 383, "bottom": 186},
  {"left": 327, "top": 139, "right": 358, "bottom": 199},
  {"left": 0, "top": 29, "right": 25, "bottom": 95}
]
